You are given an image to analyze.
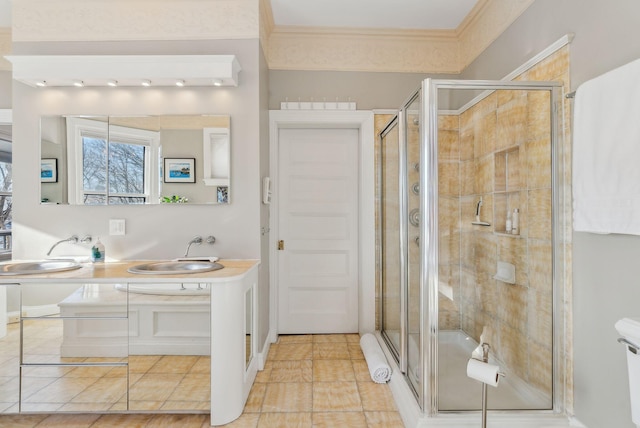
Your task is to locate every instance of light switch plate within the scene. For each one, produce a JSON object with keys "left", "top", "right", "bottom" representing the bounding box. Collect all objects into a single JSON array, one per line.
[{"left": 109, "top": 219, "right": 126, "bottom": 236}]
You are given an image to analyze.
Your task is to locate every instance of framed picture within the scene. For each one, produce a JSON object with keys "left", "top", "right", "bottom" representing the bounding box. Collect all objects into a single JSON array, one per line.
[
  {"left": 41, "top": 158, "right": 58, "bottom": 183},
  {"left": 164, "top": 158, "right": 196, "bottom": 183}
]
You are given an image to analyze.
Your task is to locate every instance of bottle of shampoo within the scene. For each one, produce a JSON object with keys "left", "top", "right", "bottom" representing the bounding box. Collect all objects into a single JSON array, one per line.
[
  {"left": 505, "top": 211, "right": 512, "bottom": 233},
  {"left": 512, "top": 208, "right": 519, "bottom": 235},
  {"left": 91, "top": 237, "right": 105, "bottom": 263}
]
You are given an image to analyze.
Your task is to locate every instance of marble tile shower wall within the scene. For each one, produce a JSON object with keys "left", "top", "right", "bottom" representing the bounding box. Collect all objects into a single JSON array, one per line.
[{"left": 438, "top": 115, "right": 463, "bottom": 331}]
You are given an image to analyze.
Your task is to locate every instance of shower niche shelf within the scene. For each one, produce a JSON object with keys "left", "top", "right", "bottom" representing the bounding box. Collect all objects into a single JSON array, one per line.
[{"left": 494, "top": 146, "right": 522, "bottom": 236}]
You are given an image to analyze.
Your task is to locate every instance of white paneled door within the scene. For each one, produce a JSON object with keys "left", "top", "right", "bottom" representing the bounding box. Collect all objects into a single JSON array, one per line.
[{"left": 277, "top": 128, "right": 359, "bottom": 333}]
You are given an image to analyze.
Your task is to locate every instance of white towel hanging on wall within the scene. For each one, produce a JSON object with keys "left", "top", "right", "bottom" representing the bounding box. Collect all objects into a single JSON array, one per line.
[{"left": 573, "top": 57, "right": 640, "bottom": 235}]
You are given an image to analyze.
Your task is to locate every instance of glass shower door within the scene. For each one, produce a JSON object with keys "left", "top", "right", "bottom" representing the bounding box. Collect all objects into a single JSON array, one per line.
[
  {"left": 405, "top": 93, "right": 422, "bottom": 396},
  {"left": 422, "top": 80, "right": 562, "bottom": 413},
  {"left": 380, "top": 117, "right": 402, "bottom": 362}
]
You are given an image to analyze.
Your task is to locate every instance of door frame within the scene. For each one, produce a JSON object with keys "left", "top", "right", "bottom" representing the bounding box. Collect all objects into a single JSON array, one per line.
[{"left": 269, "top": 110, "right": 375, "bottom": 340}]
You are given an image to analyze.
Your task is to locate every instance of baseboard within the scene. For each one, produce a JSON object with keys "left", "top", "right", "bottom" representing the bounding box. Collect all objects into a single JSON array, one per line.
[
  {"left": 568, "top": 416, "right": 587, "bottom": 427},
  {"left": 257, "top": 327, "right": 277, "bottom": 370},
  {"left": 22, "top": 304, "right": 60, "bottom": 318},
  {"left": 7, "top": 310, "right": 19, "bottom": 323},
  {"left": 7, "top": 304, "right": 60, "bottom": 323}
]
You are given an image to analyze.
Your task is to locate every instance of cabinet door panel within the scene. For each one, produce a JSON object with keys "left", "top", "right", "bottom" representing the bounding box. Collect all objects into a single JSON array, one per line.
[
  {"left": 21, "top": 365, "right": 127, "bottom": 412},
  {"left": 22, "top": 318, "right": 128, "bottom": 363}
]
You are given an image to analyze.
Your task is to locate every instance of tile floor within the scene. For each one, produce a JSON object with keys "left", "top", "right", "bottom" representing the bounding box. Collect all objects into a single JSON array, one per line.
[{"left": 0, "top": 332, "right": 405, "bottom": 427}]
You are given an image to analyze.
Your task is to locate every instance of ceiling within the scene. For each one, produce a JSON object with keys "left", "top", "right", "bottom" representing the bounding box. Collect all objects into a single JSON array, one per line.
[
  {"left": 0, "top": 0, "right": 481, "bottom": 31},
  {"left": 269, "top": 0, "right": 479, "bottom": 30}
]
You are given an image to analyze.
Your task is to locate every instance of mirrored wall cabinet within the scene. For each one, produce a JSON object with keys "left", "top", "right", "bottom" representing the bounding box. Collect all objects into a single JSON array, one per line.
[{"left": 40, "top": 115, "right": 232, "bottom": 205}]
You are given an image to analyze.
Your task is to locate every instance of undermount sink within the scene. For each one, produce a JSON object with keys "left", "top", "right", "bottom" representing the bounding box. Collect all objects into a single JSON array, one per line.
[
  {"left": 127, "top": 261, "right": 224, "bottom": 275},
  {"left": 0, "top": 260, "right": 82, "bottom": 275}
]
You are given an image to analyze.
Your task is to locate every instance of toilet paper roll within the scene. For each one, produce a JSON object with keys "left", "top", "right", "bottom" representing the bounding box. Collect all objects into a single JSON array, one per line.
[{"left": 466, "top": 358, "right": 501, "bottom": 387}]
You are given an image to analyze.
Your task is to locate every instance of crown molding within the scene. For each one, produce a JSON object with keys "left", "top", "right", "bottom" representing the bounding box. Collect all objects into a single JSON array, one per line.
[
  {"left": 7, "top": 0, "right": 536, "bottom": 74},
  {"left": 456, "top": 0, "right": 491, "bottom": 37},
  {"left": 265, "top": 0, "right": 536, "bottom": 73},
  {"left": 272, "top": 25, "right": 457, "bottom": 41},
  {"left": 268, "top": 27, "right": 459, "bottom": 73},
  {"left": 259, "top": 0, "right": 275, "bottom": 57},
  {"left": 457, "top": 0, "right": 536, "bottom": 69},
  {"left": 12, "top": 0, "right": 259, "bottom": 42}
]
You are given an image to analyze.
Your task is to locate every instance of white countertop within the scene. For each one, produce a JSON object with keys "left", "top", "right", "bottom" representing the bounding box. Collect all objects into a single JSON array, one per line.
[{"left": 0, "top": 259, "right": 260, "bottom": 283}]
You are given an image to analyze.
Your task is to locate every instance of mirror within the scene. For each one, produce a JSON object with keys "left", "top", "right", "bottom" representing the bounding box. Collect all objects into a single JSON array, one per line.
[{"left": 40, "top": 115, "right": 231, "bottom": 205}]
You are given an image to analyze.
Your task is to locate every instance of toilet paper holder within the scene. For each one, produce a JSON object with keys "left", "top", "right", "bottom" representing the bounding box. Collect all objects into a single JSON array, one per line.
[
  {"left": 470, "top": 343, "right": 506, "bottom": 428},
  {"left": 619, "top": 337, "right": 640, "bottom": 354}
]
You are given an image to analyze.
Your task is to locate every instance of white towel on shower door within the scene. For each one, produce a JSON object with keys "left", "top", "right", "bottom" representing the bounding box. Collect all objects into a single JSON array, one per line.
[{"left": 573, "top": 57, "right": 640, "bottom": 235}]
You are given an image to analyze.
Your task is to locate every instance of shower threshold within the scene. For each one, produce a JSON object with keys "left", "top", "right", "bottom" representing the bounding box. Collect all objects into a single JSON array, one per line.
[
  {"left": 438, "top": 330, "right": 550, "bottom": 411},
  {"left": 384, "top": 330, "right": 550, "bottom": 410}
]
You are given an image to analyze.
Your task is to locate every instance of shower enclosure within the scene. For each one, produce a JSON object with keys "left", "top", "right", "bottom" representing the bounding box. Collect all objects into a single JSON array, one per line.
[{"left": 379, "top": 79, "right": 566, "bottom": 416}]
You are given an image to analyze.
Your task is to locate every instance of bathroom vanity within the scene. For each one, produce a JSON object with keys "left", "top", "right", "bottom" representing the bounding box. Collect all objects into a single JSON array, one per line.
[{"left": 0, "top": 259, "right": 259, "bottom": 426}]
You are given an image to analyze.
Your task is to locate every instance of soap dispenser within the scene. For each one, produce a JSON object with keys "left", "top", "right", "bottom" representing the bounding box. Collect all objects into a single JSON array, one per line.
[
  {"left": 91, "top": 237, "right": 106, "bottom": 263},
  {"left": 511, "top": 209, "right": 520, "bottom": 235}
]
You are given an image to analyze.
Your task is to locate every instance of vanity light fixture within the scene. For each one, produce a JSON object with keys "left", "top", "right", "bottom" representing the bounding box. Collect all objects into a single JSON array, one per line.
[
  {"left": 175, "top": 79, "right": 185, "bottom": 87},
  {"left": 35, "top": 80, "right": 47, "bottom": 87},
  {"left": 7, "top": 55, "right": 241, "bottom": 87},
  {"left": 141, "top": 79, "right": 152, "bottom": 87},
  {"left": 107, "top": 80, "right": 118, "bottom": 87},
  {"left": 73, "top": 80, "right": 84, "bottom": 87}
]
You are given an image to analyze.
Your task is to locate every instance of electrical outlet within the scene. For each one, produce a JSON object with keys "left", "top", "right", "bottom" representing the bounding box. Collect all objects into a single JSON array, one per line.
[{"left": 109, "top": 219, "right": 126, "bottom": 236}]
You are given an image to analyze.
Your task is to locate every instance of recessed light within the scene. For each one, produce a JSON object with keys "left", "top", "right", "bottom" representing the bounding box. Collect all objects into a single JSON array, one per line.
[
  {"left": 141, "top": 80, "right": 151, "bottom": 87},
  {"left": 212, "top": 79, "right": 223, "bottom": 87},
  {"left": 107, "top": 80, "right": 118, "bottom": 87},
  {"left": 175, "top": 79, "right": 185, "bottom": 87},
  {"left": 35, "top": 80, "right": 47, "bottom": 87},
  {"left": 73, "top": 80, "right": 84, "bottom": 87}
]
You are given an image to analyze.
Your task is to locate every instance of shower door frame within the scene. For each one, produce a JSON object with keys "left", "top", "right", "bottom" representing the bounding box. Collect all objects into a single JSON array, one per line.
[
  {"left": 379, "top": 114, "right": 406, "bottom": 370},
  {"left": 420, "top": 79, "right": 566, "bottom": 415}
]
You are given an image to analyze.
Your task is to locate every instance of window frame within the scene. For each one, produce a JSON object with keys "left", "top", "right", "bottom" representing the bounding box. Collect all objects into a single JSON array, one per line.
[{"left": 66, "top": 117, "right": 160, "bottom": 205}]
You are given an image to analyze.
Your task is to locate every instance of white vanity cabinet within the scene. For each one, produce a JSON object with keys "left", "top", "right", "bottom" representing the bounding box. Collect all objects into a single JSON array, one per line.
[
  {"left": 210, "top": 264, "right": 259, "bottom": 425},
  {"left": 0, "top": 259, "right": 259, "bottom": 424}
]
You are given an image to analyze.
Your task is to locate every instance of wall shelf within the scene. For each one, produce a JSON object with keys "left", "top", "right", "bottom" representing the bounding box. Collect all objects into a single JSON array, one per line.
[{"left": 494, "top": 146, "right": 521, "bottom": 235}]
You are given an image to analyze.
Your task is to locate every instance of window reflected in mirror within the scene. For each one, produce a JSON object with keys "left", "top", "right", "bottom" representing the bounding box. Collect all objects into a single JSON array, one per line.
[{"left": 40, "top": 115, "right": 231, "bottom": 205}]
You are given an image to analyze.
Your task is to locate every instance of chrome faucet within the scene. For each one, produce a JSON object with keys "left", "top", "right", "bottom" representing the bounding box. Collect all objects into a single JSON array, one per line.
[
  {"left": 184, "top": 236, "right": 203, "bottom": 258},
  {"left": 183, "top": 235, "right": 217, "bottom": 258},
  {"left": 46, "top": 235, "right": 79, "bottom": 256}
]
